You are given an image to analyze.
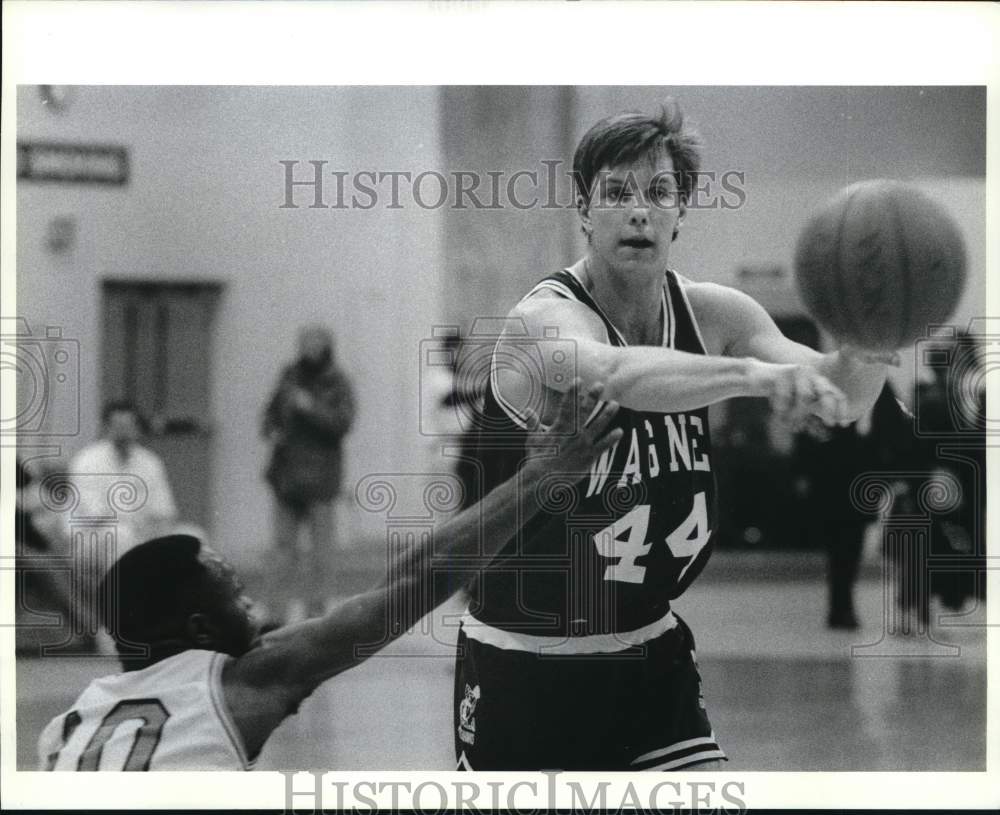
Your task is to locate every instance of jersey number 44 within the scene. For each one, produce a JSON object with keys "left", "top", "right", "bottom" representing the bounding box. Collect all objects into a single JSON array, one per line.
[{"left": 593, "top": 492, "right": 711, "bottom": 584}]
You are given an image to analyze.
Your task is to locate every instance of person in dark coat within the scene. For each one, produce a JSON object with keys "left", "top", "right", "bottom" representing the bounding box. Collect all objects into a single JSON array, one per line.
[
  {"left": 263, "top": 326, "right": 355, "bottom": 579},
  {"left": 903, "top": 332, "right": 986, "bottom": 620},
  {"left": 797, "top": 384, "right": 910, "bottom": 629}
]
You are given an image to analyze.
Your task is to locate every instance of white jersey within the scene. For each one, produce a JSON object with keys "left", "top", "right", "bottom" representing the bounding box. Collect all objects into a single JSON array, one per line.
[{"left": 38, "top": 649, "right": 254, "bottom": 771}]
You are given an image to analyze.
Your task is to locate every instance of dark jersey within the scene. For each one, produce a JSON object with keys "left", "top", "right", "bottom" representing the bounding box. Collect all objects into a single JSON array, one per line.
[{"left": 469, "top": 268, "right": 717, "bottom": 637}]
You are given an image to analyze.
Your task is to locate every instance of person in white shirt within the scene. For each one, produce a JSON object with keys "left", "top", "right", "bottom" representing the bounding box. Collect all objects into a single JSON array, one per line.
[
  {"left": 68, "top": 401, "right": 178, "bottom": 556},
  {"left": 39, "top": 382, "right": 621, "bottom": 770}
]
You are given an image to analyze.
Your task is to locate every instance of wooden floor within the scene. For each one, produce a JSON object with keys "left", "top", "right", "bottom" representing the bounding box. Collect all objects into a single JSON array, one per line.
[{"left": 16, "top": 563, "right": 986, "bottom": 771}]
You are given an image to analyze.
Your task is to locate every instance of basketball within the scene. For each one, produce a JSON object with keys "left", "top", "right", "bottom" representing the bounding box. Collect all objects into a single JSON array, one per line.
[{"left": 794, "top": 180, "right": 967, "bottom": 351}]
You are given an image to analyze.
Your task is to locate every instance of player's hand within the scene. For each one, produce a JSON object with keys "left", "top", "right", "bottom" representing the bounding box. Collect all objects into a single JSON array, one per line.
[
  {"left": 749, "top": 360, "right": 849, "bottom": 429},
  {"left": 524, "top": 379, "right": 622, "bottom": 471}
]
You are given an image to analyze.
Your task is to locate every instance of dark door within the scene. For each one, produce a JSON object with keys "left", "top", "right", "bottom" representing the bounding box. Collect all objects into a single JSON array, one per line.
[{"left": 101, "top": 281, "right": 222, "bottom": 528}]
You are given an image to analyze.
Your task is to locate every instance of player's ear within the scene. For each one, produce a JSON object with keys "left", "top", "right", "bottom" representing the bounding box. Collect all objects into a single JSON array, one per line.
[
  {"left": 186, "top": 612, "right": 221, "bottom": 647},
  {"left": 672, "top": 200, "right": 687, "bottom": 242},
  {"left": 576, "top": 193, "right": 593, "bottom": 240}
]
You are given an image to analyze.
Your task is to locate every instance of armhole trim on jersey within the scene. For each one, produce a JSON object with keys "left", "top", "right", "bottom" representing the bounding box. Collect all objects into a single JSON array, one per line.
[
  {"left": 492, "top": 279, "right": 573, "bottom": 429},
  {"left": 525, "top": 277, "right": 578, "bottom": 302},
  {"left": 660, "top": 284, "right": 675, "bottom": 348},
  {"left": 669, "top": 270, "right": 709, "bottom": 355},
  {"left": 208, "top": 653, "right": 255, "bottom": 770},
  {"left": 493, "top": 274, "right": 589, "bottom": 430},
  {"left": 489, "top": 337, "right": 532, "bottom": 430}
]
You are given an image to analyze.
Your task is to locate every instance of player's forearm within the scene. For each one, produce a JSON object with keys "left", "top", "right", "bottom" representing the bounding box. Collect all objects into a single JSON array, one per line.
[
  {"left": 815, "top": 352, "right": 888, "bottom": 421},
  {"left": 380, "top": 458, "right": 550, "bottom": 625},
  {"left": 589, "top": 344, "right": 757, "bottom": 412},
  {"left": 297, "top": 459, "right": 551, "bottom": 679}
]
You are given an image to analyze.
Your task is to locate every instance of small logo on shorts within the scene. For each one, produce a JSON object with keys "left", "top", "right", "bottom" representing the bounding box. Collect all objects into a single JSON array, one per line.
[{"left": 458, "top": 683, "right": 481, "bottom": 745}]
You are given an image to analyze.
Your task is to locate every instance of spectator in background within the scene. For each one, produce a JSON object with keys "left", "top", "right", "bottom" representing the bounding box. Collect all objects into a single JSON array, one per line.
[
  {"left": 797, "top": 384, "right": 909, "bottom": 629},
  {"left": 263, "top": 326, "right": 355, "bottom": 587},
  {"left": 69, "top": 401, "right": 179, "bottom": 557},
  {"left": 422, "top": 334, "right": 483, "bottom": 511},
  {"left": 895, "top": 331, "right": 987, "bottom": 624}
]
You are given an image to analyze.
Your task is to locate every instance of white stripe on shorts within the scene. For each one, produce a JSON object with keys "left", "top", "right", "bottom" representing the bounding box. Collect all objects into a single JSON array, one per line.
[
  {"left": 631, "top": 733, "right": 720, "bottom": 766},
  {"left": 640, "top": 749, "right": 727, "bottom": 771},
  {"left": 460, "top": 607, "right": 678, "bottom": 654}
]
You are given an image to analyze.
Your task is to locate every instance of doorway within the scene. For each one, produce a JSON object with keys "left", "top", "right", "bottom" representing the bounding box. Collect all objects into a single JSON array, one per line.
[{"left": 101, "top": 281, "right": 222, "bottom": 529}]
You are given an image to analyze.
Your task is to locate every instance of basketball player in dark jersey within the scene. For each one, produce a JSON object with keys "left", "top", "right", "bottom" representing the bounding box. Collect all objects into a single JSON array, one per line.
[{"left": 454, "top": 102, "right": 894, "bottom": 771}]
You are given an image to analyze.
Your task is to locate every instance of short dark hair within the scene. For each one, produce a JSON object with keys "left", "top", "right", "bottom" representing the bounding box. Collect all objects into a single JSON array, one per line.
[
  {"left": 572, "top": 100, "right": 703, "bottom": 205},
  {"left": 101, "top": 398, "right": 143, "bottom": 427},
  {"left": 98, "top": 534, "right": 218, "bottom": 670}
]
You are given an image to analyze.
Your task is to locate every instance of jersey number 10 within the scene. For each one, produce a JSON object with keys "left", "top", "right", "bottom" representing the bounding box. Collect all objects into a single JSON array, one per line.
[{"left": 45, "top": 699, "right": 170, "bottom": 771}]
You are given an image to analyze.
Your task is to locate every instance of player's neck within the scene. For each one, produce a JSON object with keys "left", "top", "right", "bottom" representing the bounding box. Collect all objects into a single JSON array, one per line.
[{"left": 578, "top": 255, "right": 665, "bottom": 346}]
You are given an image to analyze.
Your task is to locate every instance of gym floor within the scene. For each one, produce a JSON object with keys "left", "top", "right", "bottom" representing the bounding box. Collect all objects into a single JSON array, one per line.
[{"left": 15, "top": 552, "right": 986, "bottom": 771}]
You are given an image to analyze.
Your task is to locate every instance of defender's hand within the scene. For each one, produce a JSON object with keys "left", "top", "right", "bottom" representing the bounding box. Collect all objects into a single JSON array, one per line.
[
  {"left": 748, "top": 360, "right": 849, "bottom": 428},
  {"left": 524, "top": 379, "right": 622, "bottom": 472}
]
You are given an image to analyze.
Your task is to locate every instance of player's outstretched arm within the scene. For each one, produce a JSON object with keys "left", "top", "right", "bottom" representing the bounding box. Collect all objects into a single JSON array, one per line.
[
  {"left": 222, "top": 381, "right": 621, "bottom": 756},
  {"left": 502, "top": 289, "right": 868, "bottom": 428},
  {"left": 694, "top": 283, "right": 890, "bottom": 425},
  {"left": 501, "top": 294, "right": 768, "bottom": 420}
]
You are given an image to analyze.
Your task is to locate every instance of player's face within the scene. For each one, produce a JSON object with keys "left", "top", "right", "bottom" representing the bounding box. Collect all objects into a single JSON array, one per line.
[
  {"left": 199, "top": 552, "right": 261, "bottom": 656},
  {"left": 579, "top": 151, "right": 685, "bottom": 276}
]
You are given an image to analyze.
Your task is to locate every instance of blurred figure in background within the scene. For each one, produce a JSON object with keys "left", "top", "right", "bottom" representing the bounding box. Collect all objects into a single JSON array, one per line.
[
  {"left": 15, "top": 456, "right": 79, "bottom": 652},
  {"left": 422, "top": 333, "right": 483, "bottom": 512},
  {"left": 893, "top": 331, "right": 987, "bottom": 624},
  {"left": 263, "top": 325, "right": 355, "bottom": 614},
  {"left": 797, "top": 384, "right": 910, "bottom": 629},
  {"left": 69, "top": 401, "right": 179, "bottom": 557}
]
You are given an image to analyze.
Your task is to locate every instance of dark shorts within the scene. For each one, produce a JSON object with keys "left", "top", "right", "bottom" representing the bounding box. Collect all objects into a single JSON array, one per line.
[{"left": 453, "top": 614, "right": 725, "bottom": 771}]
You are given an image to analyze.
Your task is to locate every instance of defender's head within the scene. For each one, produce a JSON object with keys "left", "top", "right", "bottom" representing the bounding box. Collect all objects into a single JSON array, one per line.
[
  {"left": 99, "top": 534, "right": 260, "bottom": 671},
  {"left": 573, "top": 101, "right": 703, "bottom": 254}
]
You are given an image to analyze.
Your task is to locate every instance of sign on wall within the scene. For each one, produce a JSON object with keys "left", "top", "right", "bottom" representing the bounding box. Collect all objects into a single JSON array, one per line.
[{"left": 17, "top": 141, "right": 129, "bottom": 186}]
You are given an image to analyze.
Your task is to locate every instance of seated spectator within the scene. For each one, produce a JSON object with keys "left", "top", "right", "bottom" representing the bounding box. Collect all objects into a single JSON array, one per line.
[{"left": 68, "top": 400, "right": 179, "bottom": 557}]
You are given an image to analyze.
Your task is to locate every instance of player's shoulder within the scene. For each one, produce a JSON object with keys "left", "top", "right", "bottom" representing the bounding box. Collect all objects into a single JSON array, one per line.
[
  {"left": 98, "top": 650, "right": 217, "bottom": 691},
  {"left": 679, "top": 277, "right": 744, "bottom": 306},
  {"left": 675, "top": 278, "right": 770, "bottom": 356},
  {"left": 680, "top": 279, "right": 768, "bottom": 323},
  {"left": 508, "top": 278, "right": 605, "bottom": 340}
]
